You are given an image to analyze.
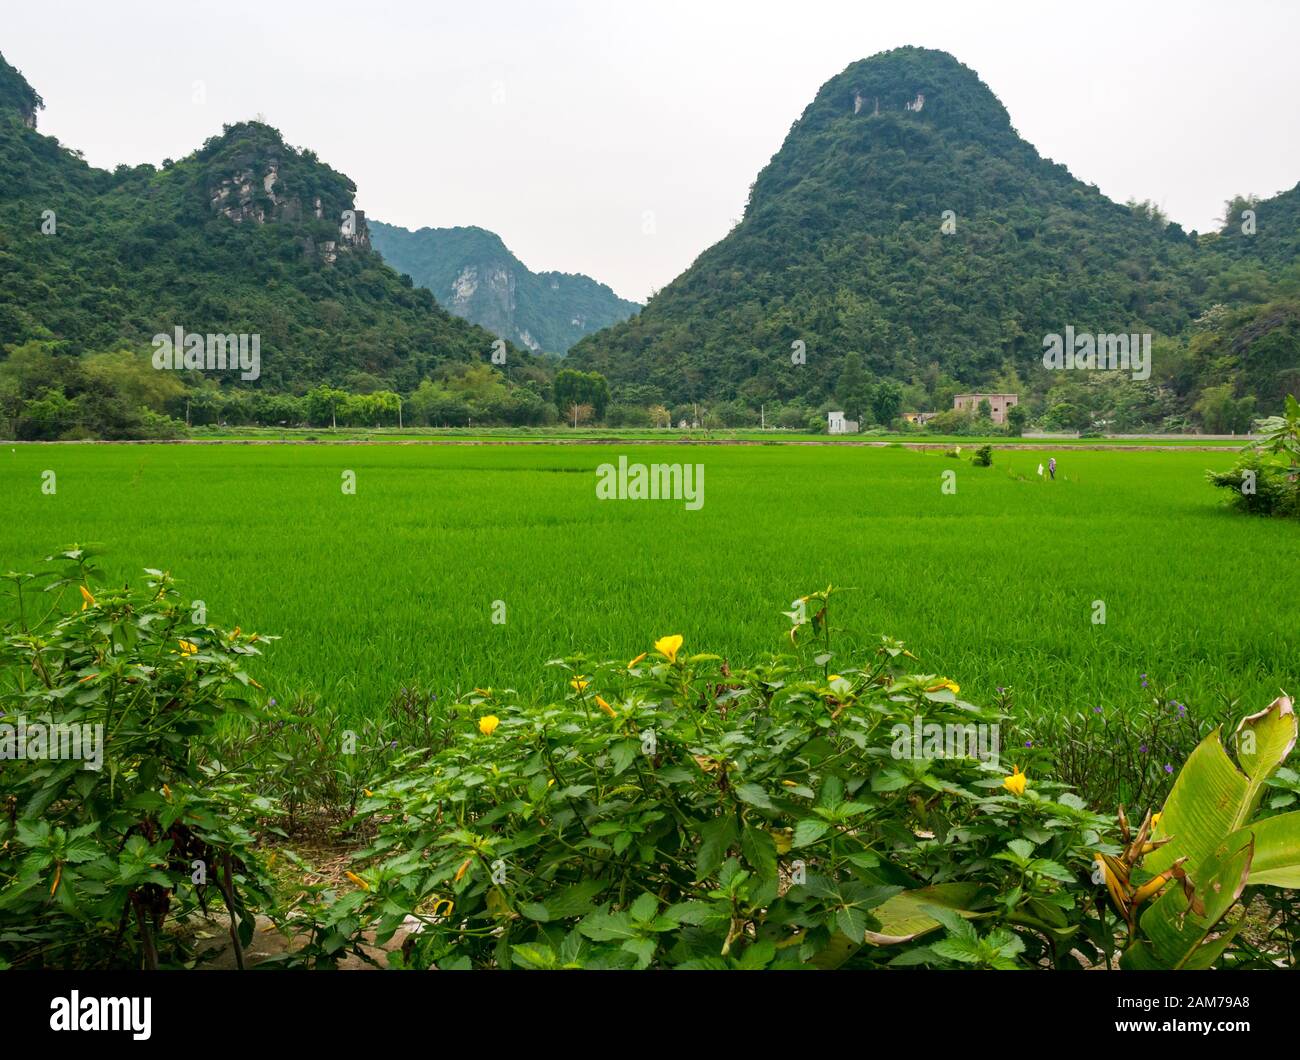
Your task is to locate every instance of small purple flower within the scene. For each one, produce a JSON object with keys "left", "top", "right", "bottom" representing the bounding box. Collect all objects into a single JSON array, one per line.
[
  {"left": 1141, "top": 680, "right": 1148, "bottom": 688},
  {"left": 389, "top": 739, "right": 398, "bottom": 749},
  {"left": 996, "top": 686, "right": 1004, "bottom": 694},
  {"left": 1164, "top": 764, "right": 1174, "bottom": 773},
  {"left": 1139, "top": 744, "right": 1148, "bottom": 754},
  {"left": 1025, "top": 739, "right": 1033, "bottom": 748},
  {"left": 1177, "top": 704, "right": 1187, "bottom": 715},
  {"left": 1093, "top": 705, "right": 1102, "bottom": 714},
  {"left": 269, "top": 697, "right": 277, "bottom": 707}
]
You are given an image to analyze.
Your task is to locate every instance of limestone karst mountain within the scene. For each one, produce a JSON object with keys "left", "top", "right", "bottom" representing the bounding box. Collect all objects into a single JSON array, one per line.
[
  {"left": 567, "top": 46, "right": 1296, "bottom": 408},
  {"left": 0, "top": 55, "right": 519, "bottom": 391},
  {"left": 370, "top": 220, "right": 640, "bottom": 354}
]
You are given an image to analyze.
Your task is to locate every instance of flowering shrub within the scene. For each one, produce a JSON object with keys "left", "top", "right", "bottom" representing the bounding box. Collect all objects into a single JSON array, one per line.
[
  {"left": 313, "top": 602, "right": 1127, "bottom": 970},
  {"left": 0, "top": 548, "right": 278, "bottom": 969}
]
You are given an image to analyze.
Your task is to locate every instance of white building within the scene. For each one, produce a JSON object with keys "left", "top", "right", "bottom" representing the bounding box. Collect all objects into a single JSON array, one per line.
[{"left": 828, "top": 411, "right": 859, "bottom": 435}]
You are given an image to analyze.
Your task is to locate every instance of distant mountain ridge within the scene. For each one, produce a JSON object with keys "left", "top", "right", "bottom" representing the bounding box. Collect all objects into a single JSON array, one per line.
[
  {"left": 0, "top": 53, "right": 524, "bottom": 392},
  {"left": 369, "top": 220, "right": 640, "bottom": 354},
  {"left": 567, "top": 46, "right": 1298, "bottom": 408}
]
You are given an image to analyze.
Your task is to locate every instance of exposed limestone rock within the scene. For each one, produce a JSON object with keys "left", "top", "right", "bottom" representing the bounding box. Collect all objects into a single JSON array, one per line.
[{"left": 208, "top": 158, "right": 368, "bottom": 262}]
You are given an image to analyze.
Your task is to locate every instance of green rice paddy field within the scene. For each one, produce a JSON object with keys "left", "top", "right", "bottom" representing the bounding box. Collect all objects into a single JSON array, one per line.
[{"left": 2, "top": 443, "right": 1296, "bottom": 727}]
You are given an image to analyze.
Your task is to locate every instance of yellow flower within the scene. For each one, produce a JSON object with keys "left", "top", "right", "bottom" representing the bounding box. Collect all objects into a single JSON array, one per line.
[
  {"left": 345, "top": 871, "right": 370, "bottom": 891},
  {"left": 1003, "top": 764, "right": 1027, "bottom": 797},
  {"left": 627, "top": 652, "right": 648, "bottom": 670},
  {"left": 478, "top": 715, "right": 500, "bottom": 736},
  {"left": 178, "top": 640, "right": 198, "bottom": 655},
  {"left": 454, "top": 857, "right": 473, "bottom": 883},
  {"left": 570, "top": 676, "right": 589, "bottom": 693},
  {"left": 363, "top": 788, "right": 374, "bottom": 797},
  {"left": 79, "top": 585, "right": 97, "bottom": 610},
  {"left": 925, "top": 679, "right": 960, "bottom": 694},
  {"left": 654, "top": 634, "right": 684, "bottom": 664},
  {"left": 595, "top": 695, "right": 617, "bottom": 718}
]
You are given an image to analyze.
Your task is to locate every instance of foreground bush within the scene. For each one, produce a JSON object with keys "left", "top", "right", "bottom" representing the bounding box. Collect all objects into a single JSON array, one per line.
[
  {"left": 301, "top": 593, "right": 1299, "bottom": 970},
  {"left": 1209, "top": 394, "right": 1300, "bottom": 516},
  {"left": 0, "top": 548, "right": 278, "bottom": 968},
  {"left": 5, "top": 554, "right": 1297, "bottom": 971}
]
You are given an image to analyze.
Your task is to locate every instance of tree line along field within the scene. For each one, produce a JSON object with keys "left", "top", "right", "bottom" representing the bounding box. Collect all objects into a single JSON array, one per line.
[
  {"left": 2, "top": 443, "right": 1296, "bottom": 731},
  {"left": 183, "top": 425, "right": 1250, "bottom": 447}
]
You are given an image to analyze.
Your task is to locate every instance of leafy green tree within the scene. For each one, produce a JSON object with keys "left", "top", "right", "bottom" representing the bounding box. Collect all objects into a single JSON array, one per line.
[
  {"left": 305, "top": 385, "right": 349, "bottom": 428},
  {"left": 1006, "top": 403, "right": 1027, "bottom": 436},
  {"left": 554, "top": 369, "right": 609, "bottom": 420},
  {"left": 1194, "top": 384, "right": 1256, "bottom": 434},
  {"left": 836, "top": 352, "right": 872, "bottom": 424},
  {"left": 871, "top": 379, "right": 904, "bottom": 426}
]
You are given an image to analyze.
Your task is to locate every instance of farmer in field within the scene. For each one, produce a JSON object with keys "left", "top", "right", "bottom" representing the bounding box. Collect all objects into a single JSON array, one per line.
[{"left": 1048, "top": 457, "right": 1057, "bottom": 480}]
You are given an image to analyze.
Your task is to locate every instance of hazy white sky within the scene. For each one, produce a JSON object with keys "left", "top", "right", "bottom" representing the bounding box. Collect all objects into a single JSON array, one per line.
[{"left": 7, "top": 0, "right": 1299, "bottom": 302}]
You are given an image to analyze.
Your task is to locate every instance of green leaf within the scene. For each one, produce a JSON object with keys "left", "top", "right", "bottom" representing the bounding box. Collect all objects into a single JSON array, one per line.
[
  {"left": 792, "top": 818, "right": 831, "bottom": 848},
  {"left": 1007, "top": 839, "right": 1035, "bottom": 861},
  {"left": 863, "top": 883, "right": 990, "bottom": 945},
  {"left": 735, "top": 939, "right": 776, "bottom": 969},
  {"left": 629, "top": 892, "right": 659, "bottom": 923},
  {"left": 609, "top": 739, "right": 639, "bottom": 776},
  {"left": 835, "top": 906, "right": 868, "bottom": 942},
  {"left": 544, "top": 880, "right": 609, "bottom": 919},
  {"left": 817, "top": 775, "right": 844, "bottom": 809},
  {"left": 740, "top": 825, "right": 778, "bottom": 879},
  {"left": 695, "top": 814, "right": 738, "bottom": 879},
  {"left": 577, "top": 908, "right": 638, "bottom": 942},
  {"left": 734, "top": 783, "right": 775, "bottom": 810},
  {"left": 1143, "top": 730, "right": 1251, "bottom": 877},
  {"left": 1237, "top": 810, "right": 1300, "bottom": 886},
  {"left": 931, "top": 936, "right": 984, "bottom": 964},
  {"left": 620, "top": 937, "right": 656, "bottom": 968}
]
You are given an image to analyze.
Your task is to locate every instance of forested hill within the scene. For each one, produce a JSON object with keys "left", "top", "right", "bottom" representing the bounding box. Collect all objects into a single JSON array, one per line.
[
  {"left": 567, "top": 46, "right": 1294, "bottom": 408},
  {"left": 370, "top": 221, "right": 640, "bottom": 354},
  {"left": 0, "top": 54, "right": 520, "bottom": 392}
]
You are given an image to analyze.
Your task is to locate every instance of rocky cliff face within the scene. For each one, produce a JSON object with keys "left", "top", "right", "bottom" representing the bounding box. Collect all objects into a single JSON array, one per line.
[
  {"left": 447, "top": 262, "right": 520, "bottom": 342},
  {"left": 369, "top": 221, "right": 639, "bottom": 353},
  {"left": 204, "top": 126, "right": 371, "bottom": 264},
  {"left": 0, "top": 52, "right": 42, "bottom": 129}
]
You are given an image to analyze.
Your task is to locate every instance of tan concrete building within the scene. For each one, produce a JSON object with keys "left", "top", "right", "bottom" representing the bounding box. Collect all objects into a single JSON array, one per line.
[{"left": 953, "top": 393, "right": 1019, "bottom": 426}]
